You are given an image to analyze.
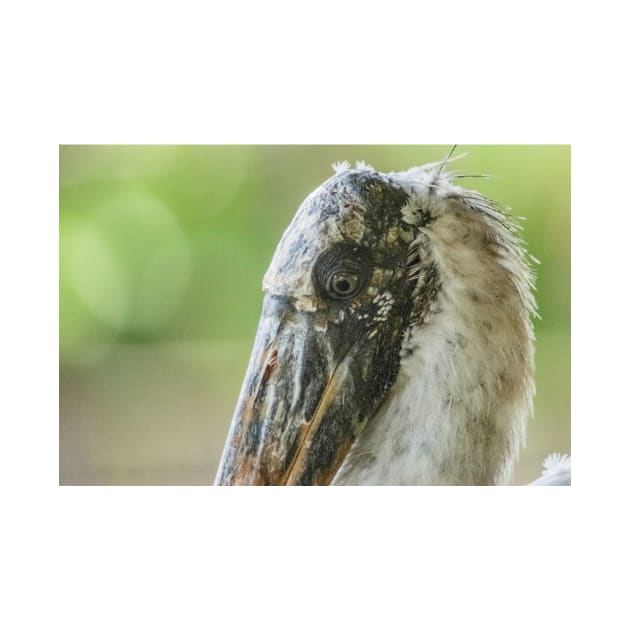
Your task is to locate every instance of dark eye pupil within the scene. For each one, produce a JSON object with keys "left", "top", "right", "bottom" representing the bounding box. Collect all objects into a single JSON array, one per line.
[
  {"left": 335, "top": 278, "right": 351, "bottom": 292},
  {"left": 331, "top": 272, "right": 357, "bottom": 296}
]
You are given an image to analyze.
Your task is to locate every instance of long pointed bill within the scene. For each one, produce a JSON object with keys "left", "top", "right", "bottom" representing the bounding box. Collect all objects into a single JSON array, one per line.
[{"left": 214, "top": 296, "right": 395, "bottom": 485}]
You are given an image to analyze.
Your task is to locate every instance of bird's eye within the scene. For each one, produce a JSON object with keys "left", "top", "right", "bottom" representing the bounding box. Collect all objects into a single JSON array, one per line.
[
  {"left": 328, "top": 271, "right": 360, "bottom": 298},
  {"left": 312, "top": 242, "right": 372, "bottom": 302}
]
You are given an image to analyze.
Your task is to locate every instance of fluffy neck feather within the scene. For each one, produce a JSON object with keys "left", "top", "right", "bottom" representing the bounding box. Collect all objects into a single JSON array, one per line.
[
  {"left": 333, "top": 306, "right": 530, "bottom": 485},
  {"left": 333, "top": 163, "right": 535, "bottom": 485}
]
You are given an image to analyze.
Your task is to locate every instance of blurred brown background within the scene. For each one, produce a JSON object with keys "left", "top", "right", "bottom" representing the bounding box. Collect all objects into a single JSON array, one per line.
[{"left": 59, "top": 145, "right": 570, "bottom": 485}]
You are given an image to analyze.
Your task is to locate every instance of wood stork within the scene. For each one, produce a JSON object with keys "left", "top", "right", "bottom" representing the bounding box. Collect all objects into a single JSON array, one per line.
[{"left": 214, "top": 151, "right": 570, "bottom": 485}]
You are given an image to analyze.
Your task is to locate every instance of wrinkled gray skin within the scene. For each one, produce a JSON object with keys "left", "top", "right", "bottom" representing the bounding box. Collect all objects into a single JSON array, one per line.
[{"left": 215, "top": 169, "right": 423, "bottom": 485}]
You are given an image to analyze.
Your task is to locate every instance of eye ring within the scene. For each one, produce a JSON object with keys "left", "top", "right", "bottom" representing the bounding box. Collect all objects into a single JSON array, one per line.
[
  {"left": 312, "top": 242, "right": 372, "bottom": 302},
  {"left": 327, "top": 271, "right": 360, "bottom": 298}
]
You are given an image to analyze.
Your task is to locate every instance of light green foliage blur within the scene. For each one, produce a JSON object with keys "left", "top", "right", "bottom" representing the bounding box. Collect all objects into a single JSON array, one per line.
[{"left": 59, "top": 145, "right": 570, "bottom": 484}]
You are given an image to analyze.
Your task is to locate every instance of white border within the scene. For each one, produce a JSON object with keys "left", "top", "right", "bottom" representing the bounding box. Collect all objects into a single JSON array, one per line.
[{"left": 4, "top": 1, "right": 628, "bottom": 628}]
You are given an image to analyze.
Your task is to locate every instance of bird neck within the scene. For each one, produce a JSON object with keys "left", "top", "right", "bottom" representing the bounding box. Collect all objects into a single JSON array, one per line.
[
  {"left": 332, "top": 192, "right": 536, "bottom": 485},
  {"left": 333, "top": 305, "right": 531, "bottom": 486}
]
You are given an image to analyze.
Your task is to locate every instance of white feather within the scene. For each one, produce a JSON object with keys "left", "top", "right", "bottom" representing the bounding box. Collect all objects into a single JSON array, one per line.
[
  {"left": 530, "top": 453, "right": 571, "bottom": 485},
  {"left": 335, "top": 157, "right": 537, "bottom": 485}
]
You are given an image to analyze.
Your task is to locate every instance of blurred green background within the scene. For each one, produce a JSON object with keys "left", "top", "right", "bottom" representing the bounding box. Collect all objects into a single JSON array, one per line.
[{"left": 59, "top": 145, "right": 570, "bottom": 485}]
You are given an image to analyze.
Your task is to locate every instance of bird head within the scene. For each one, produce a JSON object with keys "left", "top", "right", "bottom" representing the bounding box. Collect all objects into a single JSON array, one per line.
[{"left": 215, "top": 155, "right": 536, "bottom": 485}]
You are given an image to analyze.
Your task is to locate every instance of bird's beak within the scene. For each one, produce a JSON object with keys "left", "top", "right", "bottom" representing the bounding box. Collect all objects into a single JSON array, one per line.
[{"left": 214, "top": 295, "right": 389, "bottom": 485}]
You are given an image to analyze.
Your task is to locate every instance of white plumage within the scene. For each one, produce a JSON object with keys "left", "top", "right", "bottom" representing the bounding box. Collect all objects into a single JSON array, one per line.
[{"left": 530, "top": 454, "right": 571, "bottom": 486}]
